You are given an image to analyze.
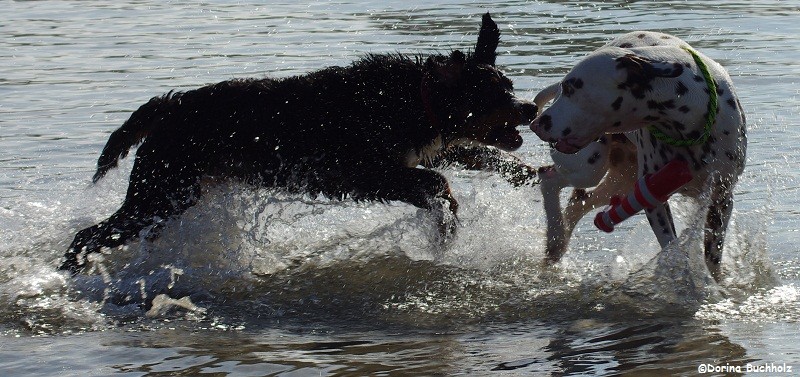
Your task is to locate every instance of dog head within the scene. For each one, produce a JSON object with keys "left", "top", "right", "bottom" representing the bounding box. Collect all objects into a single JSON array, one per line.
[
  {"left": 530, "top": 46, "right": 683, "bottom": 154},
  {"left": 421, "top": 13, "right": 537, "bottom": 151}
]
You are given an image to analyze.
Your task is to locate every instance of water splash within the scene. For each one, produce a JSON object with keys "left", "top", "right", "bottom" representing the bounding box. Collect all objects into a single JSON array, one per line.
[
  {"left": 613, "top": 225, "right": 723, "bottom": 314},
  {"left": 696, "top": 284, "right": 800, "bottom": 322},
  {"left": 0, "top": 161, "right": 782, "bottom": 333}
]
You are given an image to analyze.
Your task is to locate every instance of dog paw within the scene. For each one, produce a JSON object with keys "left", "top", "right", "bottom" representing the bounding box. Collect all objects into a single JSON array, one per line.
[
  {"left": 436, "top": 208, "right": 459, "bottom": 242},
  {"left": 428, "top": 201, "right": 459, "bottom": 245}
]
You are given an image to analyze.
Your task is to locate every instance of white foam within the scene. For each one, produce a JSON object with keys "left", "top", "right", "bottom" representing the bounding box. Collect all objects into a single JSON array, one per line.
[
  {"left": 146, "top": 294, "right": 207, "bottom": 318},
  {"left": 696, "top": 284, "right": 800, "bottom": 322}
]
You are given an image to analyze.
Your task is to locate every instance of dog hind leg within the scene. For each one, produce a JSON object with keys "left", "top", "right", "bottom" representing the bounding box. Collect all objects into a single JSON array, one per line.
[
  {"left": 61, "top": 156, "right": 202, "bottom": 273},
  {"left": 61, "top": 206, "right": 154, "bottom": 273}
]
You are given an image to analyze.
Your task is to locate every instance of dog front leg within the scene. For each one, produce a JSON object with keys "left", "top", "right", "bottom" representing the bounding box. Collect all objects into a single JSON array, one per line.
[
  {"left": 539, "top": 165, "right": 570, "bottom": 262},
  {"left": 644, "top": 203, "right": 678, "bottom": 249},
  {"left": 541, "top": 169, "right": 631, "bottom": 262},
  {"left": 562, "top": 151, "right": 638, "bottom": 243},
  {"left": 362, "top": 167, "right": 458, "bottom": 240},
  {"left": 408, "top": 168, "right": 459, "bottom": 240},
  {"left": 427, "top": 145, "right": 539, "bottom": 187},
  {"left": 704, "top": 187, "right": 734, "bottom": 281}
]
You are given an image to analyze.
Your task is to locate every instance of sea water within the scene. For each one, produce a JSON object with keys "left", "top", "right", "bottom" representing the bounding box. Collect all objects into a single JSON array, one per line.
[{"left": 1, "top": 1, "right": 799, "bottom": 375}]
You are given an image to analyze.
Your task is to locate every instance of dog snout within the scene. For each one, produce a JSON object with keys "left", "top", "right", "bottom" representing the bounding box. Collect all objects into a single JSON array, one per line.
[
  {"left": 530, "top": 113, "right": 552, "bottom": 134},
  {"left": 519, "top": 102, "right": 538, "bottom": 123},
  {"left": 530, "top": 117, "right": 540, "bottom": 135}
]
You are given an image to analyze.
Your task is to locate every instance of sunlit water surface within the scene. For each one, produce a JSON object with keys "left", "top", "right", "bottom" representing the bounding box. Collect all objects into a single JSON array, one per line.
[{"left": 1, "top": 1, "right": 799, "bottom": 375}]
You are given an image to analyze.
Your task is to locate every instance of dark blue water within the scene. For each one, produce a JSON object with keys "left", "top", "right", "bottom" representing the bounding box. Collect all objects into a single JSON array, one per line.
[{"left": 1, "top": 1, "right": 798, "bottom": 375}]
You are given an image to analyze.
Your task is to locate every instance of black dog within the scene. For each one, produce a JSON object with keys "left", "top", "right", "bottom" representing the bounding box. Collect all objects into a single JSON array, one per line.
[{"left": 61, "top": 13, "right": 537, "bottom": 273}]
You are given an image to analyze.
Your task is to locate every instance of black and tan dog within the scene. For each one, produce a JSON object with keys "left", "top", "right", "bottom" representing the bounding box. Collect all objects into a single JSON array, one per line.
[{"left": 61, "top": 13, "right": 538, "bottom": 273}]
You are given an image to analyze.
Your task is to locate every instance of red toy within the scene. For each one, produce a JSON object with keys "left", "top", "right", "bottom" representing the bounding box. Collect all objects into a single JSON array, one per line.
[{"left": 594, "top": 159, "right": 693, "bottom": 233}]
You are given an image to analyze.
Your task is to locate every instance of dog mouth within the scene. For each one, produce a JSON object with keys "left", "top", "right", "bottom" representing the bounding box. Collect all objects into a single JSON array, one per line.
[
  {"left": 486, "top": 124, "right": 523, "bottom": 151},
  {"left": 550, "top": 138, "right": 585, "bottom": 154}
]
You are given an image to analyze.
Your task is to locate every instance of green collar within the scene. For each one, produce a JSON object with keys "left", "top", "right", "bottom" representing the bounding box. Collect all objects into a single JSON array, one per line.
[{"left": 647, "top": 46, "right": 717, "bottom": 147}]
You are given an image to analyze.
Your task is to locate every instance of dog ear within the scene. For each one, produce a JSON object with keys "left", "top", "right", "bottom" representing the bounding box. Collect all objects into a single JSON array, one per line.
[
  {"left": 473, "top": 12, "right": 499, "bottom": 66},
  {"left": 616, "top": 54, "right": 684, "bottom": 80},
  {"left": 615, "top": 53, "right": 684, "bottom": 98},
  {"left": 425, "top": 50, "right": 466, "bottom": 86}
]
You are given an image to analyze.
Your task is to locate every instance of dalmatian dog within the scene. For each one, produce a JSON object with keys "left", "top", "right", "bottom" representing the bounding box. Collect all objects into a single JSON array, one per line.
[{"left": 530, "top": 31, "right": 747, "bottom": 279}]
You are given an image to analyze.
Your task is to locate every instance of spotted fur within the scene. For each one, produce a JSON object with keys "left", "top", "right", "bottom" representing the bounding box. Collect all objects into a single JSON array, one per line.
[{"left": 531, "top": 31, "right": 747, "bottom": 280}]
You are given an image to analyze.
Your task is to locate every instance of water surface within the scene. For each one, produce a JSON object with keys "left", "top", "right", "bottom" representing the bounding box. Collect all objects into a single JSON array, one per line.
[{"left": 2, "top": 1, "right": 799, "bottom": 375}]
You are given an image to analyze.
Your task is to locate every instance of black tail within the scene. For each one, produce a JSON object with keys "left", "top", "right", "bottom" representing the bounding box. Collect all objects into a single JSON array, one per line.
[{"left": 92, "top": 93, "right": 176, "bottom": 183}]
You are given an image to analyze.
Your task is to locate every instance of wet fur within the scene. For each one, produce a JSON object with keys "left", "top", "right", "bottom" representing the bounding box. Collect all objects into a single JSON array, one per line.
[
  {"left": 61, "top": 13, "right": 538, "bottom": 273},
  {"left": 530, "top": 32, "right": 747, "bottom": 280}
]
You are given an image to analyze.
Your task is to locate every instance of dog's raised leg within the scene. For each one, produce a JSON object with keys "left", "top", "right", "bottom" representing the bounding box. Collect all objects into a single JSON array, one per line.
[{"left": 429, "top": 145, "right": 540, "bottom": 187}]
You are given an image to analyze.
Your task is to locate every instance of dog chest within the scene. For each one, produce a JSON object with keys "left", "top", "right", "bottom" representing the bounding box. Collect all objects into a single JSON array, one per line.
[{"left": 404, "top": 136, "right": 443, "bottom": 167}]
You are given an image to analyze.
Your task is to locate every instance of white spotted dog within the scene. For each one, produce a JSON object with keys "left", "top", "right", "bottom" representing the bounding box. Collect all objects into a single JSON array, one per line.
[{"left": 530, "top": 31, "right": 747, "bottom": 279}]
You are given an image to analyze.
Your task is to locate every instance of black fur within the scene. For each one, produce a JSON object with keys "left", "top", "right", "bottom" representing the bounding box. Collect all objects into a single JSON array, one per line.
[
  {"left": 615, "top": 54, "right": 684, "bottom": 99},
  {"left": 428, "top": 145, "right": 540, "bottom": 188},
  {"left": 61, "top": 13, "right": 537, "bottom": 274}
]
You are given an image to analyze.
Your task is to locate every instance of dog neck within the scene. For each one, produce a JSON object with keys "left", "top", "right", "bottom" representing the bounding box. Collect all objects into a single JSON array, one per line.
[{"left": 646, "top": 46, "right": 718, "bottom": 147}]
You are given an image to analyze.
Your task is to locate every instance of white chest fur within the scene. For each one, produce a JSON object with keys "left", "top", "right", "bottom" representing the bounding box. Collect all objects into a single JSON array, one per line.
[{"left": 405, "top": 135, "right": 443, "bottom": 167}]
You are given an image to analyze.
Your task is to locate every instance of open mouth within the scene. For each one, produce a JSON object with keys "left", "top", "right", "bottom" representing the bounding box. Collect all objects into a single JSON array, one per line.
[
  {"left": 486, "top": 125, "right": 523, "bottom": 151},
  {"left": 551, "top": 138, "right": 584, "bottom": 154}
]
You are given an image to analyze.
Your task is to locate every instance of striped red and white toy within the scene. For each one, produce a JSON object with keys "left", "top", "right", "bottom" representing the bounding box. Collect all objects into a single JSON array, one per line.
[{"left": 594, "top": 159, "right": 693, "bottom": 233}]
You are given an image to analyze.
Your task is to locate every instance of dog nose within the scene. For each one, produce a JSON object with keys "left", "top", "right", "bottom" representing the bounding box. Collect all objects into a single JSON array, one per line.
[
  {"left": 520, "top": 102, "right": 538, "bottom": 122},
  {"left": 530, "top": 117, "right": 540, "bottom": 133},
  {"left": 530, "top": 113, "right": 551, "bottom": 135}
]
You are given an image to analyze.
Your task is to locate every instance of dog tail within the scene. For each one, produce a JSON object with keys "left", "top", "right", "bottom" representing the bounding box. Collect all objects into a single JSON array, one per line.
[{"left": 92, "top": 92, "right": 176, "bottom": 183}]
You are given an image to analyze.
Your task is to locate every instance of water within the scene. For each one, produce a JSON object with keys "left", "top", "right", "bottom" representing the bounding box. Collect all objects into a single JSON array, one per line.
[{"left": 1, "top": 1, "right": 799, "bottom": 375}]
